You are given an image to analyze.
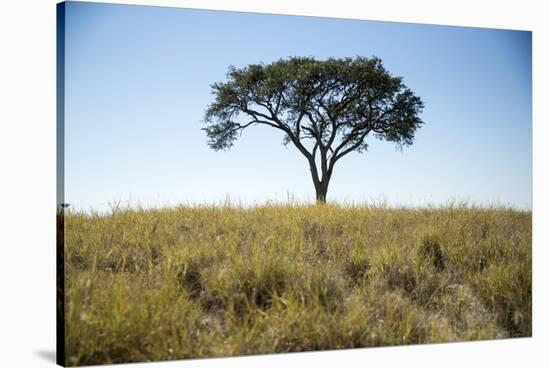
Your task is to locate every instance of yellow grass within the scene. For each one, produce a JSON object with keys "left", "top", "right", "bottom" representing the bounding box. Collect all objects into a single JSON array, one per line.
[{"left": 62, "top": 202, "right": 531, "bottom": 366}]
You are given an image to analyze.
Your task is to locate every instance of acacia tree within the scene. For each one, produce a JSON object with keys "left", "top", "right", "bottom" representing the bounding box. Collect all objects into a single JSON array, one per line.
[{"left": 204, "top": 56, "right": 424, "bottom": 203}]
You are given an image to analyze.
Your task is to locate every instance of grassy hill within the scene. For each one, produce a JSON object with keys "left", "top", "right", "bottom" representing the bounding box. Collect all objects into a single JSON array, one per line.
[{"left": 62, "top": 203, "right": 531, "bottom": 365}]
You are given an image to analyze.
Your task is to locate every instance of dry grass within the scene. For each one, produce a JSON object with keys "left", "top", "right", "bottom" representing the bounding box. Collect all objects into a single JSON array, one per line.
[{"left": 62, "top": 202, "right": 531, "bottom": 366}]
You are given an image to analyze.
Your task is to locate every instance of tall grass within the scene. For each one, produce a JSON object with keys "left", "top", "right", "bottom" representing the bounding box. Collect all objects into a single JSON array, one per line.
[{"left": 63, "top": 203, "right": 531, "bottom": 366}]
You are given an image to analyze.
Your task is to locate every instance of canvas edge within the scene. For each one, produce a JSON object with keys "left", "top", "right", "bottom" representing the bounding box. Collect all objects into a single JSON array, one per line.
[{"left": 56, "top": 2, "right": 67, "bottom": 366}]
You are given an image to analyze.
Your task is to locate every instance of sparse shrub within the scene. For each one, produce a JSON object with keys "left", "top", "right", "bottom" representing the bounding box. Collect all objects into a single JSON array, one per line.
[
  {"left": 343, "top": 254, "right": 371, "bottom": 284},
  {"left": 177, "top": 260, "right": 204, "bottom": 298},
  {"left": 235, "top": 265, "right": 287, "bottom": 311},
  {"left": 419, "top": 234, "right": 446, "bottom": 271},
  {"left": 381, "top": 259, "right": 417, "bottom": 295},
  {"left": 200, "top": 288, "right": 225, "bottom": 313}
]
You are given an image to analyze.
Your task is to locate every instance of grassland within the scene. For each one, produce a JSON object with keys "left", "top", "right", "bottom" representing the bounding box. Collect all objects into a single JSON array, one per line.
[{"left": 62, "top": 203, "right": 531, "bottom": 366}]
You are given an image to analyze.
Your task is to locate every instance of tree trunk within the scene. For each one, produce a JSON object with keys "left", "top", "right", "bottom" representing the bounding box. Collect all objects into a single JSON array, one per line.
[
  {"left": 309, "top": 152, "right": 332, "bottom": 204},
  {"left": 315, "top": 178, "right": 330, "bottom": 204},
  {"left": 316, "top": 187, "right": 328, "bottom": 203}
]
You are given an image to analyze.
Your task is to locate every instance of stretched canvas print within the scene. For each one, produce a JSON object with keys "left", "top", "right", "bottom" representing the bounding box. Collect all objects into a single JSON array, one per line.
[{"left": 56, "top": 1, "right": 532, "bottom": 366}]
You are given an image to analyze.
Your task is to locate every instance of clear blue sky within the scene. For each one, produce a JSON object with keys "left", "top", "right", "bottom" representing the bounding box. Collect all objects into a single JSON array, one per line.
[{"left": 63, "top": 1, "right": 532, "bottom": 210}]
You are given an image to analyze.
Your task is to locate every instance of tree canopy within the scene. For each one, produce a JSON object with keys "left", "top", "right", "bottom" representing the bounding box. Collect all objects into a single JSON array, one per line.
[{"left": 204, "top": 56, "right": 425, "bottom": 202}]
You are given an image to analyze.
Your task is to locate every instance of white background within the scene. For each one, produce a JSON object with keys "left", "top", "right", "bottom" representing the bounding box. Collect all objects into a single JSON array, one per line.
[{"left": 0, "top": 0, "right": 548, "bottom": 367}]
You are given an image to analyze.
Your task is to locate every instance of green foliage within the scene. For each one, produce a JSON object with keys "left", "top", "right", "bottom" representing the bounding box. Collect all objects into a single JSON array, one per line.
[
  {"left": 205, "top": 56, "right": 424, "bottom": 151},
  {"left": 64, "top": 203, "right": 531, "bottom": 365}
]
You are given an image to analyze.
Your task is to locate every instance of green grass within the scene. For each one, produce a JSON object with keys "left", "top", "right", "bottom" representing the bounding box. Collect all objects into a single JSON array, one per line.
[{"left": 62, "top": 202, "right": 531, "bottom": 366}]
